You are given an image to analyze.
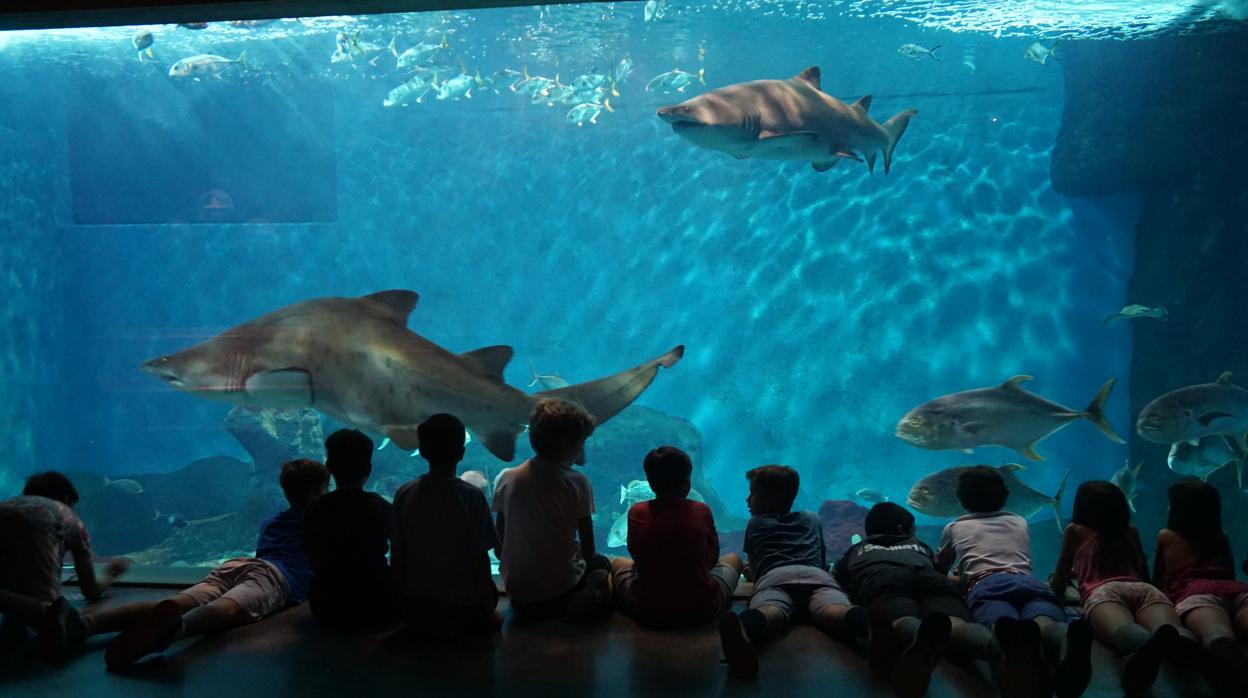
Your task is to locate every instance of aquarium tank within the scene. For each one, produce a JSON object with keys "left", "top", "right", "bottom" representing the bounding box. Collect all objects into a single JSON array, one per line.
[{"left": 0, "top": 0, "right": 1244, "bottom": 578}]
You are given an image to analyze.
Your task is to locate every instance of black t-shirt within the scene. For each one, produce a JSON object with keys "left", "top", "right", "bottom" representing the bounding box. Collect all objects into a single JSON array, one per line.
[
  {"left": 303, "top": 488, "right": 392, "bottom": 605},
  {"left": 833, "top": 533, "right": 936, "bottom": 603}
]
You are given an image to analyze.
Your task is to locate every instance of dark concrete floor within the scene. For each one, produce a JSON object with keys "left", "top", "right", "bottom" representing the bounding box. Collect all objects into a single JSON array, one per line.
[{"left": 0, "top": 587, "right": 1212, "bottom": 698}]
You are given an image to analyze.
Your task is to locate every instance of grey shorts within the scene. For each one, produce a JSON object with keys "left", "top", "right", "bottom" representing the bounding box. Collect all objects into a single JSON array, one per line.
[
  {"left": 1176, "top": 592, "right": 1248, "bottom": 619},
  {"left": 179, "top": 558, "right": 291, "bottom": 621},
  {"left": 749, "top": 564, "right": 850, "bottom": 620}
]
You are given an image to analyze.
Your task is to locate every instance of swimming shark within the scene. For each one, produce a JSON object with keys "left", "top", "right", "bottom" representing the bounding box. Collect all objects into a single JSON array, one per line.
[
  {"left": 655, "top": 66, "right": 917, "bottom": 174},
  {"left": 140, "top": 290, "right": 684, "bottom": 461}
]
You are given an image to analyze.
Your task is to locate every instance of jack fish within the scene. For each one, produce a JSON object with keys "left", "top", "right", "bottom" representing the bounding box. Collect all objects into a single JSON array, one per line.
[
  {"left": 896, "top": 375, "right": 1124, "bottom": 461},
  {"left": 656, "top": 66, "right": 917, "bottom": 174},
  {"left": 1139, "top": 372, "right": 1248, "bottom": 483},
  {"left": 906, "top": 464, "right": 1069, "bottom": 533},
  {"left": 140, "top": 290, "right": 684, "bottom": 461},
  {"left": 1110, "top": 460, "right": 1144, "bottom": 512},
  {"left": 1103, "top": 305, "right": 1167, "bottom": 324},
  {"left": 1024, "top": 41, "right": 1060, "bottom": 65},
  {"left": 898, "top": 44, "right": 941, "bottom": 61},
  {"left": 168, "top": 52, "right": 246, "bottom": 78},
  {"left": 1168, "top": 434, "right": 1243, "bottom": 484}
]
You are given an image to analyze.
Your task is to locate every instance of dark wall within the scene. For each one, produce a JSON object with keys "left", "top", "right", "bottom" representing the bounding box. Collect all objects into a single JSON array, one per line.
[{"left": 1052, "top": 31, "right": 1248, "bottom": 550}]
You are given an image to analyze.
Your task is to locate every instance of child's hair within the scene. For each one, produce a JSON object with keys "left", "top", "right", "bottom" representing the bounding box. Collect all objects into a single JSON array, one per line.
[
  {"left": 643, "top": 446, "right": 692, "bottom": 496},
  {"left": 1071, "top": 480, "right": 1133, "bottom": 565},
  {"left": 864, "top": 502, "right": 915, "bottom": 536},
  {"left": 745, "top": 464, "right": 800, "bottom": 511},
  {"left": 324, "top": 429, "right": 373, "bottom": 485},
  {"left": 279, "top": 459, "right": 329, "bottom": 508},
  {"left": 23, "top": 471, "right": 79, "bottom": 507},
  {"left": 956, "top": 466, "right": 1010, "bottom": 513},
  {"left": 417, "top": 413, "right": 466, "bottom": 463},
  {"left": 1167, "top": 479, "right": 1229, "bottom": 560},
  {"left": 528, "top": 398, "right": 596, "bottom": 460}
]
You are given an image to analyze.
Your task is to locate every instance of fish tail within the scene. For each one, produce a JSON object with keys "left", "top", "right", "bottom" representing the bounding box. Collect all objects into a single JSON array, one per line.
[
  {"left": 535, "top": 346, "right": 684, "bottom": 431},
  {"left": 1082, "top": 377, "right": 1125, "bottom": 444},
  {"left": 1159, "top": 306, "right": 1169, "bottom": 320},
  {"left": 1050, "top": 41, "right": 1060, "bottom": 61},
  {"left": 1052, "top": 470, "right": 1070, "bottom": 536},
  {"left": 389, "top": 33, "right": 398, "bottom": 57},
  {"left": 527, "top": 359, "right": 540, "bottom": 387},
  {"left": 236, "top": 50, "right": 247, "bottom": 66},
  {"left": 697, "top": 68, "right": 705, "bottom": 84},
  {"left": 929, "top": 45, "right": 942, "bottom": 61},
  {"left": 1102, "top": 313, "right": 1118, "bottom": 325},
  {"left": 880, "top": 108, "right": 918, "bottom": 175}
]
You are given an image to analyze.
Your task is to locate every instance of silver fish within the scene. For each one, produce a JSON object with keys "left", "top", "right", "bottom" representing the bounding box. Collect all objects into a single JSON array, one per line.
[
  {"left": 460, "top": 470, "right": 489, "bottom": 493},
  {"left": 607, "top": 512, "right": 629, "bottom": 548},
  {"left": 646, "top": 68, "right": 704, "bottom": 94},
  {"left": 1024, "top": 41, "right": 1060, "bottom": 65},
  {"left": 104, "top": 476, "right": 144, "bottom": 495},
  {"left": 132, "top": 30, "right": 156, "bottom": 62},
  {"left": 898, "top": 43, "right": 941, "bottom": 61},
  {"left": 897, "top": 375, "right": 1123, "bottom": 461},
  {"left": 907, "top": 464, "right": 1069, "bottom": 534},
  {"left": 527, "top": 360, "right": 570, "bottom": 390},
  {"left": 1137, "top": 373, "right": 1248, "bottom": 474},
  {"left": 1110, "top": 460, "right": 1144, "bottom": 512},
  {"left": 1104, "top": 304, "right": 1168, "bottom": 324},
  {"left": 383, "top": 74, "right": 433, "bottom": 107},
  {"left": 168, "top": 52, "right": 246, "bottom": 78},
  {"left": 1168, "top": 435, "right": 1243, "bottom": 484},
  {"left": 854, "top": 488, "right": 888, "bottom": 504},
  {"left": 566, "top": 99, "right": 612, "bottom": 126}
]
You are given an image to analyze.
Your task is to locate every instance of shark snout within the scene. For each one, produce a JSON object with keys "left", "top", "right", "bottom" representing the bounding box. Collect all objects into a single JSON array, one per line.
[
  {"left": 141, "top": 356, "right": 183, "bottom": 386},
  {"left": 656, "top": 105, "right": 702, "bottom": 129}
]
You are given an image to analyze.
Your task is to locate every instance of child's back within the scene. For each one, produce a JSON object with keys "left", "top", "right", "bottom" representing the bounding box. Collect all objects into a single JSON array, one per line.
[
  {"left": 626, "top": 496, "right": 719, "bottom": 622},
  {"left": 493, "top": 458, "right": 593, "bottom": 603},
  {"left": 938, "top": 511, "right": 1033, "bottom": 585},
  {"left": 304, "top": 488, "right": 391, "bottom": 614},
  {"left": 745, "top": 509, "right": 826, "bottom": 578}
]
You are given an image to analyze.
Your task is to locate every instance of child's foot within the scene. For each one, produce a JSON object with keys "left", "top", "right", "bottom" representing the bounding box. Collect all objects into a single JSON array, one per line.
[
  {"left": 998, "top": 619, "right": 1052, "bottom": 698},
  {"left": 1173, "top": 633, "right": 1244, "bottom": 697},
  {"left": 36, "top": 597, "right": 86, "bottom": 661},
  {"left": 1208, "top": 636, "right": 1248, "bottom": 696},
  {"left": 1120, "top": 624, "right": 1175, "bottom": 695},
  {"left": 718, "top": 611, "right": 759, "bottom": 679},
  {"left": 1053, "top": 619, "right": 1093, "bottom": 698},
  {"left": 867, "top": 605, "right": 902, "bottom": 679},
  {"left": 105, "top": 599, "right": 184, "bottom": 670},
  {"left": 891, "top": 613, "right": 951, "bottom": 698}
]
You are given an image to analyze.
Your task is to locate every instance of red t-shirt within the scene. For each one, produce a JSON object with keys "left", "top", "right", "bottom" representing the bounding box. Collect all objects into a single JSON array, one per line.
[{"left": 626, "top": 498, "right": 720, "bottom": 625}]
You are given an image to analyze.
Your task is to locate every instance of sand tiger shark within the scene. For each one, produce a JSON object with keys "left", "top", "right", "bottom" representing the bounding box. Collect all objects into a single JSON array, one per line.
[
  {"left": 655, "top": 66, "right": 917, "bottom": 173},
  {"left": 140, "top": 290, "right": 684, "bottom": 461}
]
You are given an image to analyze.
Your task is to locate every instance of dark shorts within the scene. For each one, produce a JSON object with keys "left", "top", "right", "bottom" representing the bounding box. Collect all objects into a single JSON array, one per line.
[
  {"left": 614, "top": 562, "right": 740, "bottom": 627},
  {"left": 967, "top": 572, "right": 1065, "bottom": 626},
  {"left": 864, "top": 566, "right": 971, "bottom": 622},
  {"left": 510, "top": 554, "right": 611, "bottom": 621}
]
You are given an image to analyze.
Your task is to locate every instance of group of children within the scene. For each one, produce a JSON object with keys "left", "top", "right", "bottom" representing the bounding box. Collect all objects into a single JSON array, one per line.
[{"left": 3, "top": 397, "right": 1248, "bottom": 698}]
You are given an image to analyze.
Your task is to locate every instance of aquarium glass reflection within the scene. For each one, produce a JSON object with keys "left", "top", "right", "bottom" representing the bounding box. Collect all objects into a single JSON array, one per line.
[{"left": 0, "top": 0, "right": 1244, "bottom": 573}]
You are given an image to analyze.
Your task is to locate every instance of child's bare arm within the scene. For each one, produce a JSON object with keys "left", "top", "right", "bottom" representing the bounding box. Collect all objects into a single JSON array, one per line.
[
  {"left": 1152, "top": 530, "right": 1169, "bottom": 589},
  {"left": 1049, "top": 525, "right": 1077, "bottom": 597},
  {"left": 577, "top": 516, "right": 596, "bottom": 561},
  {"left": 1129, "top": 527, "right": 1150, "bottom": 583},
  {"left": 496, "top": 512, "right": 506, "bottom": 547}
]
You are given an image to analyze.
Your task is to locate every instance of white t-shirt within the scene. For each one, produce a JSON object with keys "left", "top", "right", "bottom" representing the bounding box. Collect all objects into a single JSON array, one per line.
[
  {"left": 937, "top": 511, "right": 1033, "bottom": 587},
  {"left": 491, "top": 458, "right": 594, "bottom": 604}
]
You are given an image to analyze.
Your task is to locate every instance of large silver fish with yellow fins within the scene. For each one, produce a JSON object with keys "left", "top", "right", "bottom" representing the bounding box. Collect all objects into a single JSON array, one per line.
[
  {"left": 896, "top": 375, "right": 1123, "bottom": 461},
  {"left": 141, "top": 290, "right": 683, "bottom": 461}
]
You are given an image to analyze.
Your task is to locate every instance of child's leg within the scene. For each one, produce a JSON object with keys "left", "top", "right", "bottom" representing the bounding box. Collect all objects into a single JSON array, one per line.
[
  {"left": 1230, "top": 593, "right": 1248, "bottom": 638},
  {"left": 1032, "top": 616, "right": 1066, "bottom": 663},
  {"left": 892, "top": 613, "right": 953, "bottom": 698},
  {"left": 1088, "top": 601, "right": 1151, "bottom": 654},
  {"left": 807, "top": 583, "right": 852, "bottom": 643},
  {"left": 84, "top": 597, "right": 194, "bottom": 636},
  {"left": 180, "top": 597, "right": 254, "bottom": 638},
  {"left": 1089, "top": 598, "right": 1174, "bottom": 696},
  {"left": 945, "top": 616, "right": 999, "bottom": 665},
  {"left": 1136, "top": 600, "right": 1195, "bottom": 640},
  {"left": 1183, "top": 605, "right": 1237, "bottom": 647}
]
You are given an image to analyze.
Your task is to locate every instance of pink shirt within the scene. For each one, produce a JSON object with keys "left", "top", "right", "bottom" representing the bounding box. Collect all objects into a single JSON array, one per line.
[{"left": 1072, "top": 531, "right": 1145, "bottom": 598}]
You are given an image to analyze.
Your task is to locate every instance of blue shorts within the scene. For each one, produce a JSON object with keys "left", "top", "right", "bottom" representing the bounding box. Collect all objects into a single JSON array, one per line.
[{"left": 967, "top": 572, "right": 1064, "bottom": 626}]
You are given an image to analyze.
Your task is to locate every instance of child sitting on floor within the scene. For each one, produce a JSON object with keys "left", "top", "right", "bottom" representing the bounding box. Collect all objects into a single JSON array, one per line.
[
  {"left": 43, "top": 459, "right": 328, "bottom": 668},
  {"left": 392, "top": 413, "right": 501, "bottom": 636},
  {"left": 1050, "top": 480, "right": 1232, "bottom": 696},
  {"left": 933, "top": 466, "right": 1091, "bottom": 698},
  {"left": 304, "top": 429, "right": 394, "bottom": 629},
  {"left": 718, "top": 464, "right": 850, "bottom": 679},
  {"left": 836, "top": 502, "right": 1012, "bottom": 698},
  {"left": 1153, "top": 479, "right": 1248, "bottom": 691},
  {"left": 1, "top": 471, "right": 128, "bottom": 656},
  {"left": 611, "top": 446, "right": 743, "bottom": 628},
  {"left": 492, "top": 398, "right": 611, "bottom": 622}
]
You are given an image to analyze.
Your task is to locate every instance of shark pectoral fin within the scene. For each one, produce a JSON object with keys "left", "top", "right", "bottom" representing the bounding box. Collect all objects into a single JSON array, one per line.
[
  {"left": 754, "top": 131, "right": 819, "bottom": 155},
  {"left": 811, "top": 160, "right": 839, "bottom": 172},
  {"left": 461, "top": 345, "right": 514, "bottom": 382},
  {"left": 1019, "top": 442, "right": 1046, "bottom": 461},
  {"left": 834, "top": 151, "right": 863, "bottom": 162},
  {"left": 244, "top": 369, "right": 314, "bottom": 407},
  {"left": 361, "top": 290, "right": 420, "bottom": 325},
  {"left": 478, "top": 428, "right": 522, "bottom": 462},
  {"left": 386, "top": 426, "right": 421, "bottom": 451}
]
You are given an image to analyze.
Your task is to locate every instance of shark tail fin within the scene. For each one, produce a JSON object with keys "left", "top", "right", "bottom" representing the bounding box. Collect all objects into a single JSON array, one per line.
[
  {"left": 880, "top": 108, "right": 917, "bottom": 175},
  {"left": 1082, "top": 377, "right": 1125, "bottom": 444},
  {"left": 1052, "top": 470, "right": 1070, "bottom": 536},
  {"left": 534, "top": 346, "right": 684, "bottom": 428}
]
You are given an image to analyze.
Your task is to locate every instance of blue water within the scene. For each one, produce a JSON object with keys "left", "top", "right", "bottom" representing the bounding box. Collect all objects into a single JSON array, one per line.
[{"left": 1, "top": 1, "right": 1231, "bottom": 564}]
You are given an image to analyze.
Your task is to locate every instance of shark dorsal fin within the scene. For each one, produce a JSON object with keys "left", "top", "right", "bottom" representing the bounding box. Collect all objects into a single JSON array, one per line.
[
  {"left": 1217, "top": 371, "right": 1234, "bottom": 385},
  {"left": 461, "top": 345, "right": 514, "bottom": 382},
  {"left": 793, "top": 66, "right": 820, "bottom": 90},
  {"left": 361, "top": 290, "right": 419, "bottom": 325},
  {"left": 1002, "top": 375, "right": 1034, "bottom": 390},
  {"left": 852, "top": 94, "right": 872, "bottom": 113}
]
